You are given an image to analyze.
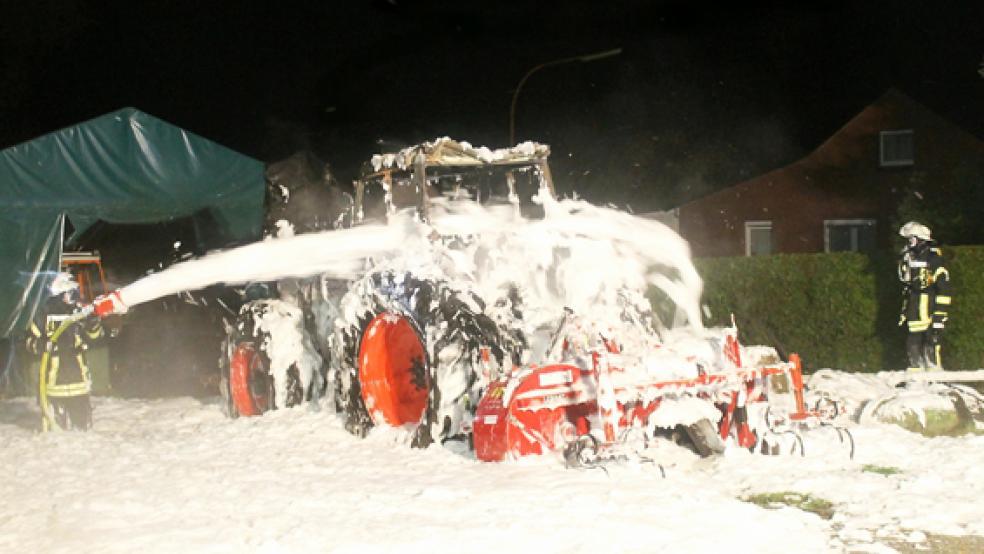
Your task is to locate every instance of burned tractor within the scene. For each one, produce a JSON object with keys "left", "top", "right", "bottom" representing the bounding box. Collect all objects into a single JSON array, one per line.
[
  {"left": 216, "top": 138, "right": 847, "bottom": 463},
  {"left": 219, "top": 139, "right": 551, "bottom": 423}
]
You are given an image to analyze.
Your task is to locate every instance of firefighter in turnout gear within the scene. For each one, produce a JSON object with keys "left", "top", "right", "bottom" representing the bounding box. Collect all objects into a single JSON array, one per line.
[
  {"left": 897, "top": 222, "right": 951, "bottom": 372},
  {"left": 27, "top": 273, "right": 104, "bottom": 430}
]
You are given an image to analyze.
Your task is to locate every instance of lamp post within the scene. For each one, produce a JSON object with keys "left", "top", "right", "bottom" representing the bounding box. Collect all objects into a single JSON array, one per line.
[{"left": 509, "top": 47, "right": 622, "bottom": 145}]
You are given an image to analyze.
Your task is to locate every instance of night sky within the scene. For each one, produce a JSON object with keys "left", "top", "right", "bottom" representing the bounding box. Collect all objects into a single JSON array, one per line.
[{"left": 3, "top": 1, "right": 982, "bottom": 211}]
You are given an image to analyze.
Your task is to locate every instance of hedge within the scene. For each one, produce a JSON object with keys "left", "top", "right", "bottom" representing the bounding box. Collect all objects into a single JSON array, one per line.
[{"left": 674, "top": 246, "right": 984, "bottom": 372}]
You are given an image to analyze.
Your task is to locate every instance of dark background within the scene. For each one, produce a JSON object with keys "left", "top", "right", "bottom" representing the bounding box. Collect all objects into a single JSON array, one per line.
[{"left": 3, "top": 0, "right": 983, "bottom": 211}]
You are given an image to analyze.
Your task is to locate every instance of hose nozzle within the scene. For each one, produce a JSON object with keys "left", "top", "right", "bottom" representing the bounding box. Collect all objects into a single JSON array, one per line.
[{"left": 93, "top": 291, "right": 128, "bottom": 317}]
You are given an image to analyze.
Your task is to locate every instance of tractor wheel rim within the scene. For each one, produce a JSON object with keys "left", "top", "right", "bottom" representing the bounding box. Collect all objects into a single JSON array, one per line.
[
  {"left": 230, "top": 343, "right": 269, "bottom": 417},
  {"left": 358, "top": 312, "right": 428, "bottom": 426}
]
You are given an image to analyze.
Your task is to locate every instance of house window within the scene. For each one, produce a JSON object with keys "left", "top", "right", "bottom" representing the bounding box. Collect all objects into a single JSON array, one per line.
[
  {"left": 879, "top": 130, "right": 914, "bottom": 167},
  {"left": 745, "top": 221, "right": 773, "bottom": 256},
  {"left": 825, "top": 219, "right": 876, "bottom": 252}
]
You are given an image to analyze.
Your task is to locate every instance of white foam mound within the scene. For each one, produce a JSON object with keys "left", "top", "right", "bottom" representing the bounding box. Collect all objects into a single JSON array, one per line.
[
  {"left": 649, "top": 395, "right": 724, "bottom": 427},
  {"left": 242, "top": 299, "right": 323, "bottom": 409}
]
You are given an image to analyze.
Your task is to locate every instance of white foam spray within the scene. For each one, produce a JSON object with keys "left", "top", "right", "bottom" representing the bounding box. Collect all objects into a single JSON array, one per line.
[
  {"left": 114, "top": 194, "right": 704, "bottom": 338},
  {"left": 116, "top": 217, "right": 418, "bottom": 307}
]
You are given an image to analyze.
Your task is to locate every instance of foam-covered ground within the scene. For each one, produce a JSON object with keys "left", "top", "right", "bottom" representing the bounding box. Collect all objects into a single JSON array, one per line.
[{"left": 3, "top": 380, "right": 982, "bottom": 553}]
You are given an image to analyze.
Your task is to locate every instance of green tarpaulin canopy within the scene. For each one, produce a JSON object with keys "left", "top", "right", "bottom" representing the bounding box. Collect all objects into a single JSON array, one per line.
[{"left": 0, "top": 107, "right": 265, "bottom": 338}]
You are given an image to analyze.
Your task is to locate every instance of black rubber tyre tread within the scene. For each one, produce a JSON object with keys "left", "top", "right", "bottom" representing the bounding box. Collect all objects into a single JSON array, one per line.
[
  {"left": 684, "top": 418, "right": 727, "bottom": 457},
  {"left": 335, "top": 271, "right": 519, "bottom": 447},
  {"left": 221, "top": 300, "right": 307, "bottom": 417}
]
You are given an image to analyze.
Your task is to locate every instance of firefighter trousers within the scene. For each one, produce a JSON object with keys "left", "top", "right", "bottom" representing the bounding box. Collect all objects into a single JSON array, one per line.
[
  {"left": 906, "top": 330, "right": 941, "bottom": 372},
  {"left": 49, "top": 394, "right": 92, "bottom": 431}
]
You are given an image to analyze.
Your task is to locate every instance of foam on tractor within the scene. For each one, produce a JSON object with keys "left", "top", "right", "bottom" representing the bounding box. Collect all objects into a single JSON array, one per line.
[
  {"left": 358, "top": 312, "right": 429, "bottom": 426},
  {"left": 473, "top": 323, "right": 855, "bottom": 465}
]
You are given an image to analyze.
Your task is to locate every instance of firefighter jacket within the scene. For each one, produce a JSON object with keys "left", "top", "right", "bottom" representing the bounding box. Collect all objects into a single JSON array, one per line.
[
  {"left": 28, "top": 296, "right": 104, "bottom": 397},
  {"left": 899, "top": 243, "right": 951, "bottom": 333}
]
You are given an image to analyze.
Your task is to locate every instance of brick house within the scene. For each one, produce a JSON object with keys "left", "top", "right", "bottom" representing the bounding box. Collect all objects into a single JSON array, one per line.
[{"left": 678, "top": 89, "right": 984, "bottom": 257}]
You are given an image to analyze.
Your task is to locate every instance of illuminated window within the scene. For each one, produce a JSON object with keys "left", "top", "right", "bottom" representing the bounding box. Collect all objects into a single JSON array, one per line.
[
  {"left": 825, "top": 219, "right": 876, "bottom": 252},
  {"left": 745, "top": 221, "right": 772, "bottom": 256},
  {"left": 879, "top": 130, "right": 914, "bottom": 167}
]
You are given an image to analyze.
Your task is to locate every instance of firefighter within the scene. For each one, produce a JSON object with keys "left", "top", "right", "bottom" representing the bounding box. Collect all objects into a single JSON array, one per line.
[
  {"left": 897, "top": 222, "right": 951, "bottom": 372},
  {"left": 27, "top": 272, "right": 103, "bottom": 430}
]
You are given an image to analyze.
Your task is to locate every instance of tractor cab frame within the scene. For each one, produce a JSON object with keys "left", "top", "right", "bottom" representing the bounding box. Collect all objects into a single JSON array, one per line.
[{"left": 353, "top": 138, "right": 556, "bottom": 224}]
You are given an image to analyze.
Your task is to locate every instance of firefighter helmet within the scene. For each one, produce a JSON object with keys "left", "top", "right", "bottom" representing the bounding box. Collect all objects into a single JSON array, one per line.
[{"left": 899, "top": 221, "right": 932, "bottom": 242}]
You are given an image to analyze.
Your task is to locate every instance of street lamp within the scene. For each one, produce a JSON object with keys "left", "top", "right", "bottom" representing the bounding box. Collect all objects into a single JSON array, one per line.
[{"left": 509, "top": 47, "right": 622, "bottom": 145}]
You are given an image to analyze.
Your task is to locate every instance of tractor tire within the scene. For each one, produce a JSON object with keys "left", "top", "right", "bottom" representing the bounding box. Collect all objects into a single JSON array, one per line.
[
  {"left": 221, "top": 300, "right": 305, "bottom": 417},
  {"left": 229, "top": 341, "right": 276, "bottom": 416},
  {"left": 218, "top": 346, "right": 236, "bottom": 418},
  {"left": 225, "top": 340, "right": 304, "bottom": 417},
  {"left": 684, "top": 418, "right": 727, "bottom": 457},
  {"left": 335, "top": 271, "right": 519, "bottom": 447}
]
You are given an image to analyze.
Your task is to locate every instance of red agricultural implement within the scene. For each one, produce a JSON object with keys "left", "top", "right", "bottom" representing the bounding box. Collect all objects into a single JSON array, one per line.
[{"left": 471, "top": 315, "right": 853, "bottom": 466}]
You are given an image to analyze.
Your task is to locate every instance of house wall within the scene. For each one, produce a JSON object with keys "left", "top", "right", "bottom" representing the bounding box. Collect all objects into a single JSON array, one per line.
[
  {"left": 678, "top": 175, "right": 888, "bottom": 257},
  {"left": 678, "top": 90, "right": 984, "bottom": 257}
]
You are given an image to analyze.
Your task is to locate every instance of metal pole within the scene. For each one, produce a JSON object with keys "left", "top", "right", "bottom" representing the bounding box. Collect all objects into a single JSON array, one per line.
[{"left": 509, "top": 48, "right": 622, "bottom": 145}]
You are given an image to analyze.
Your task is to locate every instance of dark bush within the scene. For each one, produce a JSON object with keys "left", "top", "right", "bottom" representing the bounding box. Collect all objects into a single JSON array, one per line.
[{"left": 684, "top": 246, "right": 983, "bottom": 372}]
